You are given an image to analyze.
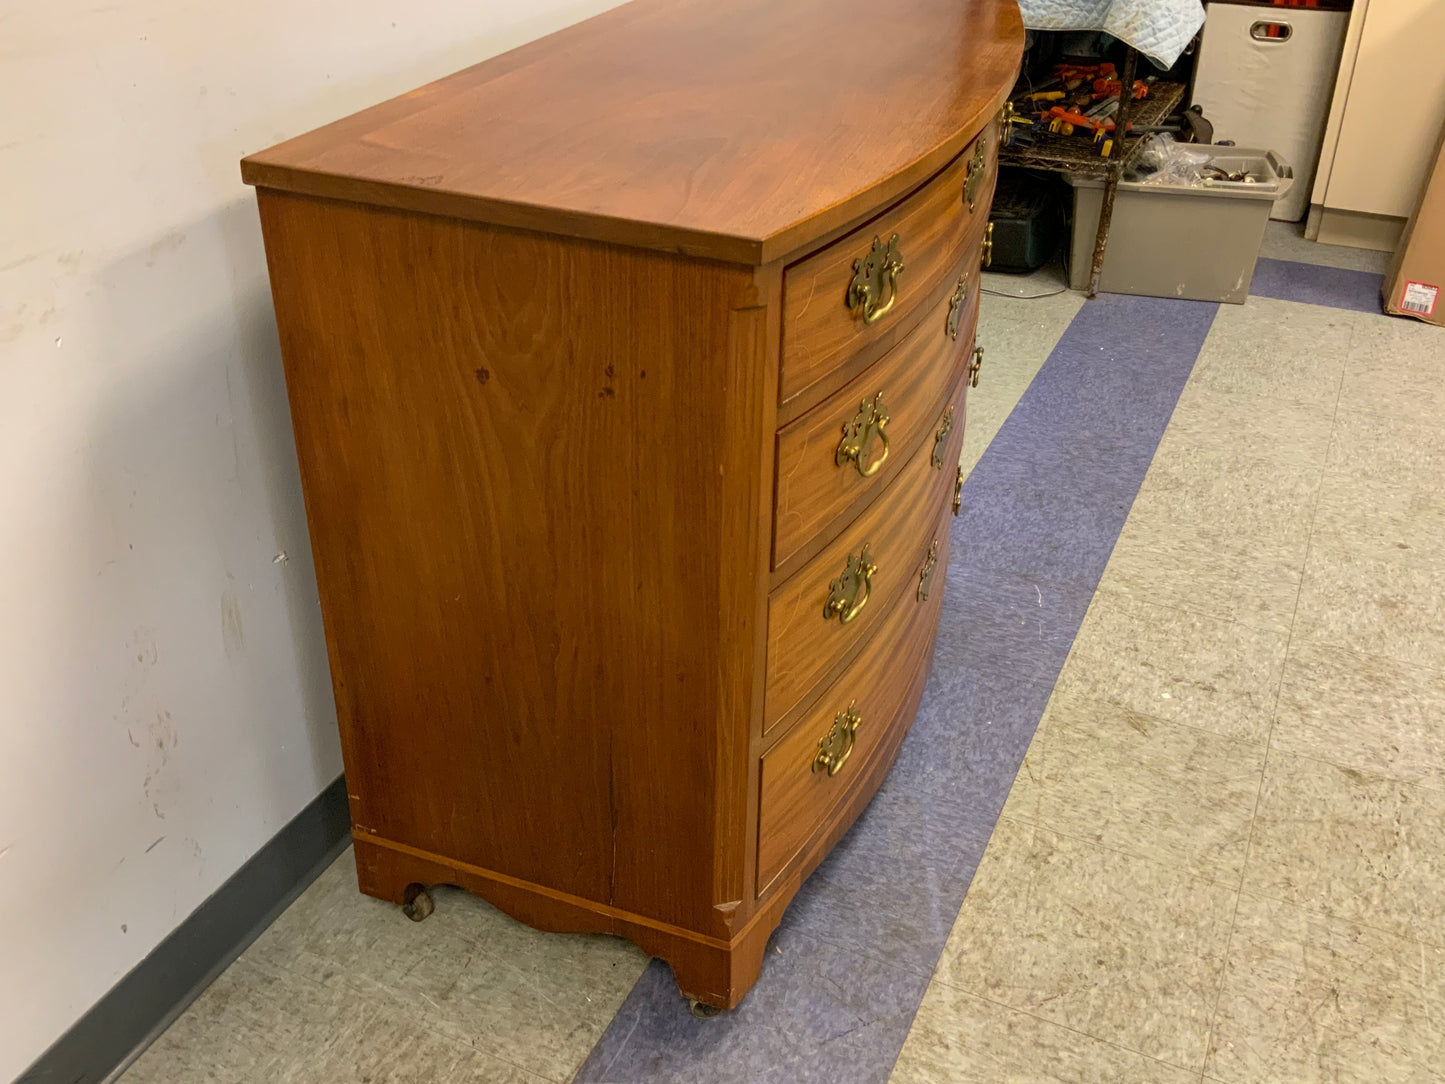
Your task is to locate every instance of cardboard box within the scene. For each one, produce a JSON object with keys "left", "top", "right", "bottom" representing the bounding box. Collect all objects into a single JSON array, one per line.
[{"left": 1384, "top": 125, "right": 1445, "bottom": 326}]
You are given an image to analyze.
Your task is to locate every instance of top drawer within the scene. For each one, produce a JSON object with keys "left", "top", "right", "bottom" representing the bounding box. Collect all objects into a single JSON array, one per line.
[{"left": 778, "top": 125, "right": 996, "bottom": 413}]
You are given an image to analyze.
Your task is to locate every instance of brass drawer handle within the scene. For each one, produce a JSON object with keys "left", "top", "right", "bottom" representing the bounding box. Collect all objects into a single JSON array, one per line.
[
  {"left": 981, "top": 222, "right": 994, "bottom": 269},
  {"left": 917, "top": 539, "right": 940, "bottom": 601},
  {"left": 836, "top": 392, "right": 890, "bottom": 477},
  {"left": 813, "top": 701, "right": 861, "bottom": 776},
  {"left": 999, "top": 102, "right": 1022, "bottom": 145},
  {"left": 846, "top": 234, "right": 905, "bottom": 325},
  {"left": 931, "top": 405, "right": 954, "bottom": 469},
  {"left": 964, "top": 137, "right": 988, "bottom": 212},
  {"left": 969, "top": 344, "right": 984, "bottom": 388},
  {"left": 953, "top": 464, "right": 964, "bottom": 515},
  {"left": 946, "top": 273, "right": 969, "bottom": 341},
  {"left": 824, "top": 544, "right": 876, "bottom": 625}
]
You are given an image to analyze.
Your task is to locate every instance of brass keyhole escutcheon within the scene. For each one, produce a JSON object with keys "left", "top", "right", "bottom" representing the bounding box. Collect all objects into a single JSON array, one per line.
[
  {"left": 981, "top": 222, "right": 994, "bottom": 269},
  {"left": 824, "top": 544, "right": 876, "bottom": 625},
  {"left": 969, "top": 344, "right": 985, "bottom": 388},
  {"left": 846, "top": 234, "right": 905, "bottom": 325},
  {"left": 917, "top": 539, "right": 940, "bottom": 602},
  {"left": 813, "top": 701, "right": 861, "bottom": 776},
  {"left": 836, "top": 392, "right": 890, "bottom": 477},
  {"left": 953, "top": 464, "right": 965, "bottom": 515},
  {"left": 945, "top": 273, "right": 969, "bottom": 341},
  {"left": 931, "top": 405, "right": 954, "bottom": 469},
  {"left": 964, "top": 137, "right": 987, "bottom": 212}
]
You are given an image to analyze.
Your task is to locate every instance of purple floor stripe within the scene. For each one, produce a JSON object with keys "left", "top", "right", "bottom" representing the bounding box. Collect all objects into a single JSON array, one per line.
[
  {"left": 1250, "top": 257, "right": 1384, "bottom": 314},
  {"left": 574, "top": 294, "right": 1219, "bottom": 1084}
]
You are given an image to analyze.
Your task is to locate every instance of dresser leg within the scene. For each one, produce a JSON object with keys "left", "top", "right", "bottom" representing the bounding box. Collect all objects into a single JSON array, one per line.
[
  {"left": 401, "top": 885, "right": 434, "bottom": 922},
  {"left": 666, "top": 917, "right": 774, "bottom": 1011},
  {"left": 353, "top": 834, "right": 435, "bottom": 923}
]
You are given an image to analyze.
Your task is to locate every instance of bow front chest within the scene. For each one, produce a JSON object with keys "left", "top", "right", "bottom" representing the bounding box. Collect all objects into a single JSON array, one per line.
[{"left": 243, "top": 0, "right": 1022, "bottom": 1009}]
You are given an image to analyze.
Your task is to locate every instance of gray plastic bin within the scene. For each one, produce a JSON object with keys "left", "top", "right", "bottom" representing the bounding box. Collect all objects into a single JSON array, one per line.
[{"left": 1067, "top": 147, "right": 1294, "bottom": 303}]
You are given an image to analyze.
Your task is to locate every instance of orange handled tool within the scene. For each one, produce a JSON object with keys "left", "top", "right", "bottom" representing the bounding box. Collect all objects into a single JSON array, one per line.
[
  {"left": 1092, "top": 78, "right": 1149, "bottom": 100},
  {"left": 1048, "top": 106, "right": 1104, "bottom": 130}
]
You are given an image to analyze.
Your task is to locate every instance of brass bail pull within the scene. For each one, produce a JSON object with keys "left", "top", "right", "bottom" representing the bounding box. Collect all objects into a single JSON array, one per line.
[
  {"left": 931, "top": 405, "right": 955, "bottom": 469},
  {"left": 946, "top": 273, "right": 969, "bottom": 341},
  {"left": 824, "top": 544, "right": 877, "bottom": 625},
  {"left": 846, "top": 234, "right": 905, "bottom": 325},
  {"left": 836, "top": 392, "right": 890, "bottom": 478},
  {"left": 917, "top": 539, "right": 940, "bottom": 602},
  {"left": 964, "top": 136, "right": 988, "bottom": 212},
  {"left": 812, "top": 702, "right": 861, "bottom": 776}
]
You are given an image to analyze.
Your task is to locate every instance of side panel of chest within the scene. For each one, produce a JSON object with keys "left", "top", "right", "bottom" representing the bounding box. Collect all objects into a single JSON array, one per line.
[{"left": 256, "top": 190, "right": 775, "bottom": 935}]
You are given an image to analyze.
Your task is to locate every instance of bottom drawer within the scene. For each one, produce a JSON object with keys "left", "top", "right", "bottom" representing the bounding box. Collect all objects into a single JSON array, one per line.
[{"left": 756, "top": 511, "right": 953, "bottom": 894}]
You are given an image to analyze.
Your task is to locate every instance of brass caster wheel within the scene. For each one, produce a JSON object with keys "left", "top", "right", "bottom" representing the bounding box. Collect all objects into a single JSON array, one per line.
[
  {"left": 688, "top": 998, "right": 722, "bottom": 1019},
  {"left": 401, "top": 886, "right": 434, "bottom": 922}
]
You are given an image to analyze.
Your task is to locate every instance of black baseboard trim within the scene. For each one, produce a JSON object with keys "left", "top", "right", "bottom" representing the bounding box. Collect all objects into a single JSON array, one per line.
[{"left": 20, "top": 774, "right": 351, "bottom": 1084}]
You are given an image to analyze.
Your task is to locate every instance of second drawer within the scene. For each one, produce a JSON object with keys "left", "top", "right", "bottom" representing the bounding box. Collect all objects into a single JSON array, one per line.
[{"left": 763, "top": 360, "right": 970, "bottom": 737}]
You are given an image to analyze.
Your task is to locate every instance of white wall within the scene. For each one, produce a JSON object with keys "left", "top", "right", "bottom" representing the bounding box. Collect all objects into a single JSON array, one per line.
[{"left": 0, "top": 1, "right": 624, "bottom": 1075}]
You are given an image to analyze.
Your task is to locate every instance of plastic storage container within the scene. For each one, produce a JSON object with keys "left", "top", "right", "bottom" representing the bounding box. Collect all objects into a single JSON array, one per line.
[
  {"left": 1191, "top": 1, "right": 1348, "bottom": 222},
  {"left": 1067, "top": 147, "right": 1294, "bottom": 303}
]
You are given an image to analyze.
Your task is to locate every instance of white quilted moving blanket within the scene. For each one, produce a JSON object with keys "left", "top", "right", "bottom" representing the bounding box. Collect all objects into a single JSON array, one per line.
[{"left": 1018, "top": 0, "right": 1205, "bottom": 68}]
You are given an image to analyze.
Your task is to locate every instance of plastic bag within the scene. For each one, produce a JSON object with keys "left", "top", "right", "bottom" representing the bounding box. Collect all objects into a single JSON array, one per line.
[{"left": 1125, "top": 133, "right": 1213, "bottom": 187}]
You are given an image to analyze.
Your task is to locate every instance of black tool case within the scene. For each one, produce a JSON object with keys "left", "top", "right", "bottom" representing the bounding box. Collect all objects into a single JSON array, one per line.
[{"left": 987, "top": 168, "right": 1066, "bottom": 272}]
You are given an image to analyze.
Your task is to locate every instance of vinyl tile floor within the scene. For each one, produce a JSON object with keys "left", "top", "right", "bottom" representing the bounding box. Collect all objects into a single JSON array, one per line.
[{"left": 121, "top": 223, "right": 1445, "bottom": 1083}]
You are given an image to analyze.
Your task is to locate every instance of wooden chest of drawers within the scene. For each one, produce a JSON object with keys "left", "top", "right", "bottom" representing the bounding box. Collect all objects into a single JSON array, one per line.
[{"left": 242, "top": 0, "right": 1021, "bottom": 1009}]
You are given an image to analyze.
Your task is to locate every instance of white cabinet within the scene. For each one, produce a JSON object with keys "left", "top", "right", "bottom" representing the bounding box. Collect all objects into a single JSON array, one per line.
[{"left": 1311, "top": 0, "right": 1445, "bottom": 248}]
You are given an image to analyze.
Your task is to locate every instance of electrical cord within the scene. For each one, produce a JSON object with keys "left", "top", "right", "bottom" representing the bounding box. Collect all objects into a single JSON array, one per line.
[{"left": 981, "top": 283, "right": 1070, "bottom": 299}]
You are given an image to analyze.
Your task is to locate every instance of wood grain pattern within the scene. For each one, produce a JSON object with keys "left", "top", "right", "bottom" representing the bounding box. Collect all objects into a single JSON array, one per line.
[
  {"left": 773, "top": 251, "right": 982, "bottom": 574},
  {"left": 257, "top": 190, "right": 771, "bottom": 938},
  {"left": 757, "top": 509, "right": 954, "bottom": 893},
  {"left": 779, "top": 131, "right": 995, "bottom": 408},
  {"left": 765, "top": 359, "right": 971, "bottom": 737},
  {"left": 240, "top": 0, "right": 1021, "bottom": 264}
]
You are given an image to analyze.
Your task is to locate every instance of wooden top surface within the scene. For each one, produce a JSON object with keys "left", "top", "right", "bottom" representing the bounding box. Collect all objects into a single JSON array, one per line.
[{"left": 241, "top": 0, "right": 1023, "bottom": 263}]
